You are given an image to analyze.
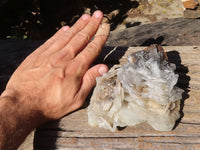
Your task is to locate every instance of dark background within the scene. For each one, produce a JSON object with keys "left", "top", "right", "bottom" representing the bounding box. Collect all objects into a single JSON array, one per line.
[{"left": 0, "top": 0, "right": 139, "bottom": 40}]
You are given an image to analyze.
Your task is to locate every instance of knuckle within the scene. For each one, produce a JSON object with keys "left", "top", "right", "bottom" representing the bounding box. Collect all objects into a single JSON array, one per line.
[
  {"left": 65, "top": 64, "right": 75, "bottom": 76},
  {"left": 77, "top": 31, "right": 90, "bottom": 43},
  {"left": 49, "top": 53, "right": 63, "bottom": 67},
  {"left": 74, "top": 59, "right": 86, "bottom": 72},
  {"left": 65, "top": 44, "right": 76, "bottom": 58},
  {"left": 54, "top": 69, "right": 65, "bottom": 81},
  {"left": 86, "top": 42, "right": 100, "bottom": 54},
  {"left": 74, "top": 20, "right": 86, "bottom": 31},
  {"left": 74, "top": 21, "right": 83, "bottom": 30},
  {"left": 65, "top": 60, "right": 83, "bottom": 76},
  {"left": 60, "top": 31, "right": 72, "bottom": 41}
]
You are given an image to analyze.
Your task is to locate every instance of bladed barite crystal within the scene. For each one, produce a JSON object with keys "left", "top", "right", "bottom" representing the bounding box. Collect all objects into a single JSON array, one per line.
[{"left": 87, "top": 45, "right": 183, "bottom": 131}]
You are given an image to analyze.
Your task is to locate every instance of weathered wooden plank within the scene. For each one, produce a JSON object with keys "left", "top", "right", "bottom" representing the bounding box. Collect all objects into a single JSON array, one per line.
[
  {"left": 35, "top": 108, "right": 200, "bottom": 137},
  {"left": 34, "top": 46, "right": 200, "bottom": 149},
  {"left": 34, "top": 136, "right": 200, "bottom": 150},
  {"left": 1, "top": 41, "right": 199, "bottom": 149},
  {"left": 106, "top": 18, "right": 200, "bottom": 47}
]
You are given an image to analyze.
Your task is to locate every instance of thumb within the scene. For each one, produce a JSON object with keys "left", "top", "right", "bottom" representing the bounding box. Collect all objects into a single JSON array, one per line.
[{"left": 78, "top": 64, "right": 108, "bottom": 100}]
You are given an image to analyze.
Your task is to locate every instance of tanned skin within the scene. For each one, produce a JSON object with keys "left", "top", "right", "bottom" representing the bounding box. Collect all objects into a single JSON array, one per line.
[{"left": 0, "top": 10, "right": 110, "bottom": 150}]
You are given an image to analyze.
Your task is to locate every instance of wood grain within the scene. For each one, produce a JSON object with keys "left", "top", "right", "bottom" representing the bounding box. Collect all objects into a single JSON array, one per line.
[{"left": 33, "top": 46, "right": 200, "bottom": 149}]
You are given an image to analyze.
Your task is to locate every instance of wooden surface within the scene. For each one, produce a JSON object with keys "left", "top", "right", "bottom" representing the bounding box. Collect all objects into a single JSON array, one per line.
[{"left": 33, "top": 46, "right": 200, "bottom": 150}]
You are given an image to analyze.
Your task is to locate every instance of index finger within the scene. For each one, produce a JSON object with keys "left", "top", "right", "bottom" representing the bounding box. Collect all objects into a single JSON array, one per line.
[{"left": 74, "top": 23, "right": 110, "bottom": 71}]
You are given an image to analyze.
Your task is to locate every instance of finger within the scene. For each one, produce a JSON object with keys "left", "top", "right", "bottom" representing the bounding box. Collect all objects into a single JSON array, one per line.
[
  {"left": 72, "top": 64, "right": 108, "bottom": 110},
  {"left": 40, "top": 14, "right": 91, "bottom": 57},
  {"left": 32, "top": 26, "right": 70, "bottom": 56},
  {"left": 74, "top": 23, "right": 110, "bottom": 72},
  {"left": 55, "top": 10, "right": 104, "bottom": 61}
]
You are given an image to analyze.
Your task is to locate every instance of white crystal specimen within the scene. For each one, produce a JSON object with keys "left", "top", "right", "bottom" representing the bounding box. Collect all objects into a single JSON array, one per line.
[{"left": 87, "top": 45, "right": 184, "bottom": 131}]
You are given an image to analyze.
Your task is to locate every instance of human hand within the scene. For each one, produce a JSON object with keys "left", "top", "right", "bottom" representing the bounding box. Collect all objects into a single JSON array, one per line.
[{"left": 1, "top": 10, "right": 110, "bottom": 120}]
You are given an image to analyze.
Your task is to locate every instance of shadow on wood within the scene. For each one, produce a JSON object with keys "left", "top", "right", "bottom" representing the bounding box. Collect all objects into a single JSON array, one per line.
[
  {"left": 34, "top": 46, "right": 200, "bottom": 150},
  {"left": 34, "top": 46, "right": 128, "bottom": 149},
  {"left": 166, "top": 50, "right": 190, "bottom": 129}
]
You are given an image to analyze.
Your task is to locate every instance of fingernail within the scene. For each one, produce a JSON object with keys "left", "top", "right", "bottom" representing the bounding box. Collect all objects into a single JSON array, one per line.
[
  {"left": 98, "top": 66, "right": 108, "bottom": 75},
  {"left": 63, "top": 26, "right": 70, "bottom": 31},
  {"left": 94, "top": 10, "right": 102, "bottom": 18},
  {"left": 82, "top": 14, "right": 90, "bottom": 20}
]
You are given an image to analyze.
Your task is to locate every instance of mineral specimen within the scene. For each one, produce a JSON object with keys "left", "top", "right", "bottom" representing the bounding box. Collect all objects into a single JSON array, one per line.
[{"left": 87, "top": 44, "right": 184, "bottom": 131}]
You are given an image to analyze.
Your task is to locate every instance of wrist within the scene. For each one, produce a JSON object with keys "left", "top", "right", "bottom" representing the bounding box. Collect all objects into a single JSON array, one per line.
[
  {"left": 0, "top": 89, "right": 47, "bottom": 126},
  {"left": 0, "top": 91, "right": 47, "bottom": 149}
]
